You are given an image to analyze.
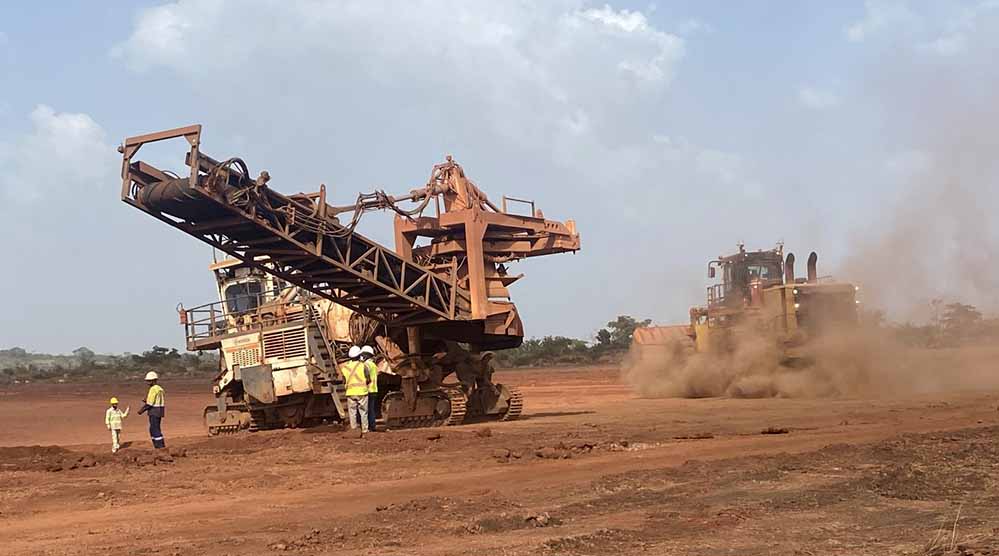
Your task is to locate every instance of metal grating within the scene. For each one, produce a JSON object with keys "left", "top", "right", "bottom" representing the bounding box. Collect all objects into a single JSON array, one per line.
[
  {"left": 233, "top": 347, "right": 261, "bottom": 368},
  {"left": 263, "top": 327, "right": 308, "bottom": 360}
]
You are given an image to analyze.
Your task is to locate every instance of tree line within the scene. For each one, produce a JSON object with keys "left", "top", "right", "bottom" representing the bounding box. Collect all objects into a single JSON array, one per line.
[
  {"left": 1, "top": 315, "right": 654, "bottom": 382},
  {"left": 493, "top": 315, "right": 651, "bottom": 368},
  {"left": 494, "top": 301, "right": 999, "bottom": 368},
  {"left": 0, "top": 345, "right": 218, "bottom": 385},
  {"left": 3, "top": 301, "right": 995, "bottom": 381},
  {"left": 865, "top": 301, "right": 999, "bottom": 348}
]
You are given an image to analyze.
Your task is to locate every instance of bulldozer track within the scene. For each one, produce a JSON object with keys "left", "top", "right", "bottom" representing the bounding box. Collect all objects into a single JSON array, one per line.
[
  {"left": 443, "top": 386, "right": 467, "bottom": 426},
  {"left": 501, "top": 386, "right": 523, "bottom": 421}
]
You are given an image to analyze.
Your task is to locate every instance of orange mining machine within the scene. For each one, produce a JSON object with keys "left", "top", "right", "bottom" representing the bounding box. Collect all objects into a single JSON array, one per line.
[{"left": 119, "top": 125, "right": 580, "bottom": 432}]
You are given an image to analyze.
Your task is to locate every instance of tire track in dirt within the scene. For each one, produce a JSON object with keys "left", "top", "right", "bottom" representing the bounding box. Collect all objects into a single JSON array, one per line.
[{"left": 5, "top": 415, "right": 998, "bottom": 555}]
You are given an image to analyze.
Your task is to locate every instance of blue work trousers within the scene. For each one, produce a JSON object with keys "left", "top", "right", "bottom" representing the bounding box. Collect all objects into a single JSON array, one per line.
[
  {"left": 368, "top": 393, "right": 379, "bottom": 431},
  {"left": 148, "top": 415, "right": 166, "bottom": 449}
]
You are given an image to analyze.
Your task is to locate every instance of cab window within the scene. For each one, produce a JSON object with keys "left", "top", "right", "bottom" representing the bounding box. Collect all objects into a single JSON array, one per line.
[
  {"left": 746, "top": 264, "right": 778, "bottom": 281},
  {"left": 224, "top": 281, "right": 263, "bottom": 313}
]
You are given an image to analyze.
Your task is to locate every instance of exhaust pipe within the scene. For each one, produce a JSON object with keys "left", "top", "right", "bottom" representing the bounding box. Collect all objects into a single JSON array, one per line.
[
  {"left": 807, "top": 252, "right": 818, "bottom": 283},
  {"left": 784, "top": 253, "right": 795, "bottom": 284}
]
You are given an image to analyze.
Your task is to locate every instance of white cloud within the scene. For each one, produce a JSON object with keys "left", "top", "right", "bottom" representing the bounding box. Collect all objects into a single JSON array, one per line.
[
  {"left": 116, "top": 2, "right": 683, "bottom": 84},
  {"left": 846, "top": 1, "right": 999, "bottom": 54},
  {"left": 695, "top": 149, "right": 743, "bottom": 185},
  {"left": 919, "top": 34, "right": 968, "bottom": 56},
  {"left": 652, "top": 134, "right": 758, "bottom": 194},
  {"left": 676, "top": 18, "right": 711, "bottom": 36},
  {"left": 111, "top": 0, "right": 694, "bottom": 185},
  {"left": 581, "top": 5, "right": 649, "bottom": 33},
  {"left": 883, "top": 149, "right": 931, "bottom": 178},
  {"left": 916, "top": 0, "right": 999, "bottom": 56},
  {"left": 0, "top": 105, "right": 116, "bottom": 202},
  {"left": 798, "top": 86, "right": 841, "bottom": 110},
  {"left": 110, "top": 1, "right": 761, "bottom": 338},
  {"left": 845, "top": 1, "right": 918, "bottom": 42},
  {"left": 950, "top": 0, "right": 999, "bottom": 31}
]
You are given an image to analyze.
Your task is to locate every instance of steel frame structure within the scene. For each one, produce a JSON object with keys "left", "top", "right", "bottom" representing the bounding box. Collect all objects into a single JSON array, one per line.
[
  {"left": 120, "top": 125, "right": 580, "bottom": 345},
  {"left": 120, "top": 125, "right": 466, "bottom": 327}
]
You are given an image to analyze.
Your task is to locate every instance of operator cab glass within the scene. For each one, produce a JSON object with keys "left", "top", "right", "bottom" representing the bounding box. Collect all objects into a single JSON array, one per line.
[
  {"left": 224, "top": 281, "right": 263, "bottom": 314},
  {"left": 745, "top": 264, "right": 779, "bottom": 282}
]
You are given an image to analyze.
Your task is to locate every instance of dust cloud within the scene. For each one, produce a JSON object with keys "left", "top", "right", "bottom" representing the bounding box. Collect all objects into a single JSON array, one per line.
[
  {"left": 839, "top": 43, "right": 999, "bottom": 320},
  {"left": 624, "top": 36, "right": 999, "bottom": 400},
  {"left": 841, "top": 172, "right": 999, "bottom": 323},
  {"left": 622, "top": 324, "right": 999, "bottom": 399}
]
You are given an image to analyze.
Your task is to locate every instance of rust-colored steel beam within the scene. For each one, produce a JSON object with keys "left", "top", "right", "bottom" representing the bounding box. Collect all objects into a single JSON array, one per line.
[
  {"left": 120, "top": 127, "right": 469, "bottom": 326},
  {"left": 119, "top": 125, "right": 581, "bottom": 349}
]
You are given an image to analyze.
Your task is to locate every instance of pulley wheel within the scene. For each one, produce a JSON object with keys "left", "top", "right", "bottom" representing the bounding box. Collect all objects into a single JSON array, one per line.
[{"left": 434, "top": 397, "right": 452, "bottom": 419}]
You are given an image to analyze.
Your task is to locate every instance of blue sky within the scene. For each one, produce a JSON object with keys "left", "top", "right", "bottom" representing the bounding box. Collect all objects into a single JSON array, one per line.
[{"left": 2, "top": 1, "right": 998, "bottom": 353}]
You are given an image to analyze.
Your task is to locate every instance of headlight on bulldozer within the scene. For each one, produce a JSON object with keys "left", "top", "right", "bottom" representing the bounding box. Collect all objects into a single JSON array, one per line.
[
  {"left": 794, "top": 302, "right": 800, "bottom": 309},
  {"left": 792, "top": 288, "right": 799, "bottom": 295}
]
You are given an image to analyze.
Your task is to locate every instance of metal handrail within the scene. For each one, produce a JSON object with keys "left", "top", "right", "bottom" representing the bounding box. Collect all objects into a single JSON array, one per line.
[
  {"left": 301, "top": 292, "right": 346, "bottom": 365},
  {"left": 182, "top": 287, "right": 304, "bottom": 347},
  {"left": 706, "top": 284, "right": 730, "bottom": 307},
  {"left": 501, "top": 195, "right": 536, "bottom": 216}
]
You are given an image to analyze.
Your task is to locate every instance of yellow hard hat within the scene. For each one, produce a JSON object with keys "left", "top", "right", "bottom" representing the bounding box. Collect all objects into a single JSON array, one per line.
[{"left": 109, "top": 397, "right": 119, "bottom": 405}]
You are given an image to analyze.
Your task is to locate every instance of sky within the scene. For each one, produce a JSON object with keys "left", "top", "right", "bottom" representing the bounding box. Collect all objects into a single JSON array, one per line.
[{"left": 2, "top": 1, "right": 998, "bottom": 354}]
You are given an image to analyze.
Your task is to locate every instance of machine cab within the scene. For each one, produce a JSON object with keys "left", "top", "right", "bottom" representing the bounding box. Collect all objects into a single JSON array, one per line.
[
  {"left": 707, "top": 244, "right": 784, "bottom": 309},
  {"left": 210, "top": 258, "right": 283, "bottom": 322}
]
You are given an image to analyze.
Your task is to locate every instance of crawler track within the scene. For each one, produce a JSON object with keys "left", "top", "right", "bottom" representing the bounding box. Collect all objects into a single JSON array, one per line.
[
  {"left": 204, "top": 405, "right": 249, "bottom": 436},
  {"left": 381, "top": 388, "right": 468, "bottom": 429},
  {"left": 443, "top": 386, "right": 468, "bottom": 426},
  {"left": 501, "top": 386, "right": 523, "bottom": 421}
]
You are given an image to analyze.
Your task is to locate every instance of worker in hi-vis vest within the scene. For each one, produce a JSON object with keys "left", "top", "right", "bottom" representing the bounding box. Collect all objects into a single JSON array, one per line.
[
  {"left": 137, "top": 371, "right": 166, "bottom": 449},
  {"left": 360, "top": 345, "right": 379, "bottom": 432},
  {"left": 105, "top": 397, "right": 130, "bottom": 453},
  {"left": 339, "top": 346, "right": 371, "bottom": 433}
]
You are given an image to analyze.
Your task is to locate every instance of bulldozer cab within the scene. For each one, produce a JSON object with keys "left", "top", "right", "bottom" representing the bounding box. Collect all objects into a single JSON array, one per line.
[{"left": 707, "top": 244, "right": 784, "bottom": 309}]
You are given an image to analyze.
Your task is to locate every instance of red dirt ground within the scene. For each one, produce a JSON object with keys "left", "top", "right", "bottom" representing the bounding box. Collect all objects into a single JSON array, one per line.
[{"left": 2, "top": 366, "right": 999, "bottom": 555}]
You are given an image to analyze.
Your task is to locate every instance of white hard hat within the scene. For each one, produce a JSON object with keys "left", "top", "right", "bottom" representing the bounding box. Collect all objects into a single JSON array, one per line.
[
  {"left": 348, "top": 346, "right": 362, "bottom": 359},
  {"left": 361, "top": 345, "right": 375, "bottom": 355},
  {"left": 144, "top": 371, "right": 159, "bottom": 381}
]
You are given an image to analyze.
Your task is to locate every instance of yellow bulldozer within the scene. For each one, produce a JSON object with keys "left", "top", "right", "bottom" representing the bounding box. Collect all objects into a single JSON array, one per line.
[{"left": 633, "top": 243, "right": 859, "bottom": 364}]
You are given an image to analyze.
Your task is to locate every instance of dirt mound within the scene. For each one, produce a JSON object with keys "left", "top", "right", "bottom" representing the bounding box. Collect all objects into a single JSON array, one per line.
[
  {"left": 541, "top": 529, "right": 642, "bottom": 555},
  {"left": 0, "top": 445, "right": 188, "bottom": 472},
  {"left": 0, "top": 445, "right": 74, "bottom": 472}
]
